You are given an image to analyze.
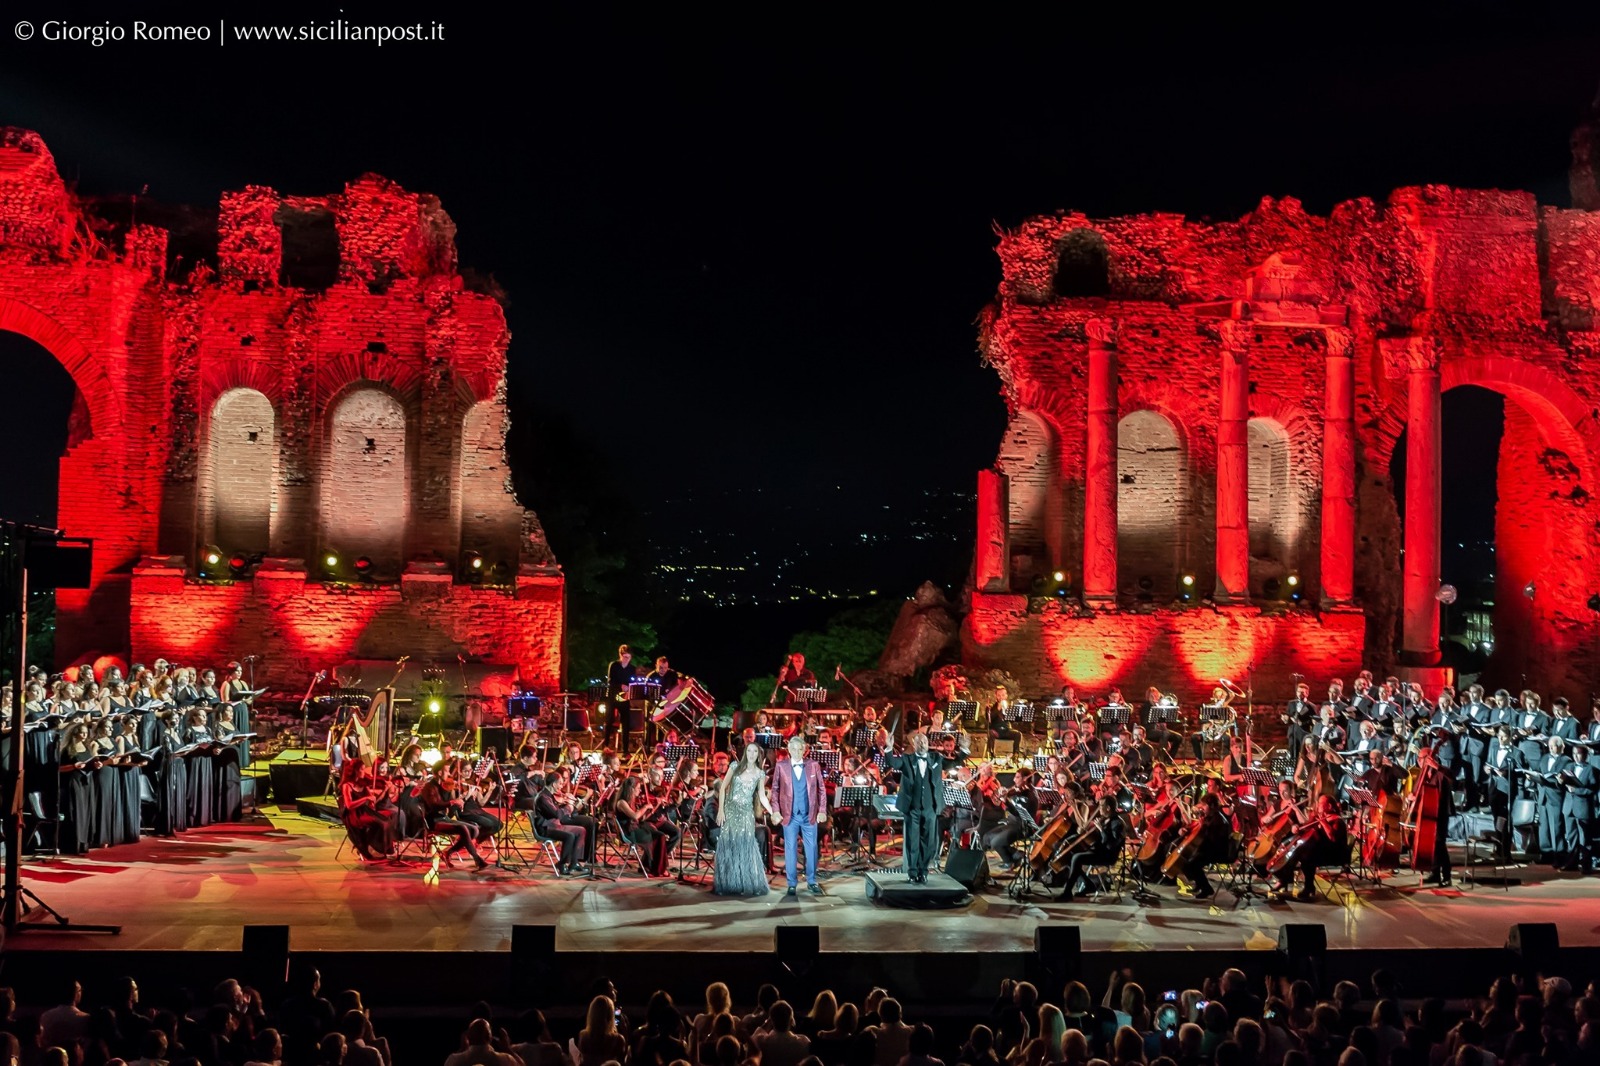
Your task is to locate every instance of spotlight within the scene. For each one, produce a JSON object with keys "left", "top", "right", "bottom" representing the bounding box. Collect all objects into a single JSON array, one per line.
[
  {"left": 464, "top": 551, "right": 486, "bottom": 582},
  {"left": 203, "top": 545, "right": 223, "bottom": 567},
  {"left": 427, "top": 697, "right": 443, "bottom": 715},
  {"left": 1287, "top": 573, "right": 1300, "bottom": 587},
  {"left": 323, "top": 551, "right": 341, "bottom": 572},
  {"left": 353, "top": 556, "right": 374, "bottom": 579},
  {"left": 419, "top": 746, "right": 443, "bottom": 767},
  {"left": 1524, "top": 581, "right": 1536, "bottom": 600},
  {"left": 1137, "top": 576, "right": 1154, "bottom": 592},
  {"left": 1181, "top": 574, "right": 1195, "bottom": 587},
  {"left": 1052, "top": 570, "right": 1066, "bottom": 583}
]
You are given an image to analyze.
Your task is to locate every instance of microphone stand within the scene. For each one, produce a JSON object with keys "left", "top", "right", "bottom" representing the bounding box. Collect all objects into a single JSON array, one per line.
[
  {"left": 297, "top": 672, "right": 327, "bottom": 751},
  {"left": 835, "top": 666, "right": 863, "bottom": 713}
]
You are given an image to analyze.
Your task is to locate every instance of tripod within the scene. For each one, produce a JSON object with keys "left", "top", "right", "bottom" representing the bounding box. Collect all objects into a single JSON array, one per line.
[{"left": 491, "top": 771, "right": 529, "bottom": 872}]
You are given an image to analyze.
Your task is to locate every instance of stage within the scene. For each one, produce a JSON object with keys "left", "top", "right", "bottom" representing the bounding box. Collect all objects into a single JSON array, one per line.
[{"left": 7, "top": 806, "right": 1599, "bottom": 958}]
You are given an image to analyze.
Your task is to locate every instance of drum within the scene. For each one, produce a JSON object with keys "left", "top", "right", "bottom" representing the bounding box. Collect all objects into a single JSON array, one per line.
[{"left": 564, "top": 707, "right": 591, "bottom": 732}]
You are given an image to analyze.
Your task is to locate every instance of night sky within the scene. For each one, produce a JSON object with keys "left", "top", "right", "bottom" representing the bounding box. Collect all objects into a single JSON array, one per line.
[{"left": 2, "top": 10, "right": 1599, "bottom": 599}]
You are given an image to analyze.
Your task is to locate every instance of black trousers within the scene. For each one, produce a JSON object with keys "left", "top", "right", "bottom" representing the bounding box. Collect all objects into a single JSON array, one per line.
[
  {"left": 904, "top": 807, "right": 939, "bottom": 879},
  {"left": 1060, "top": 848, "right": 1118, "bottom": 897}
]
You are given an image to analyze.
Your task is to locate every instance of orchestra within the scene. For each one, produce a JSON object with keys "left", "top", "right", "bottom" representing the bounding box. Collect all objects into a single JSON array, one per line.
[{"left": 25, "top": 645, "right": 1597, "bottom": 907}]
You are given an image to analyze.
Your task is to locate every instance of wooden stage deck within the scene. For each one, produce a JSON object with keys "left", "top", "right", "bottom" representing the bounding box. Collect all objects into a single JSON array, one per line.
[{"left": 6, "top": 806, "right": 1598, "bottom": 957}]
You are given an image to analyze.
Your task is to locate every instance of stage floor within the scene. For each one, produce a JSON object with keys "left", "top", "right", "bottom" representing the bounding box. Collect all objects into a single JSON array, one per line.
[{"left": 7, "top": 807, "right": 1599, "bottom": 956}]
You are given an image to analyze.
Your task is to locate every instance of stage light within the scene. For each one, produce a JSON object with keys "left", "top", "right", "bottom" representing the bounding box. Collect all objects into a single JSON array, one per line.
[
  {"left": 1137, "top": 576, "right": 1153, "bottom": 591},
  {"left": 1053, "top": 570, "right": 1065, "bottom": 583},
  {"left": 321, "top": 551, "right": 342, "bottom": 576},
  {"left": 228, "top": 553, "right": 249, "bottom": 577},
  {"left": 1524, "top": 581, "right": 1536, "bottom": 600},
  {"left": 203, "top": 545, "right": 222, "bottom": 567},
  {"left": 1181, "top": 574, "right": 1195, "bottom": 587},
  {"left": 1287, "top": 573, "right": 1300, "bottom": 587},
  {"left": 353, "top": 556, "right": 374, "bottom": 579},
  {"left": 426, "top": 696, "right": 443, "bottom": 715},
  {"left": 1264, "top": 578, "right": 1281, "bottom": 597},
  {"left": 419, "top": 746, "right": 443, "bottom": 767}
]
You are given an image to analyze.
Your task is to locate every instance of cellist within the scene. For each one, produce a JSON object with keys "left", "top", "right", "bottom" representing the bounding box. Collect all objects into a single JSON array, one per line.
[{"left": 1268, "top": 794, "right": 1347, "bottom": 902}]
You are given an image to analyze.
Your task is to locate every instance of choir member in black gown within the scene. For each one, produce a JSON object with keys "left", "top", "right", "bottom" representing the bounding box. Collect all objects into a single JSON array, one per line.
[
  {"left": 183, "top": 707, "right": 218, "bottom": 827},
  {"left": 212, "top": 704, "right": 245, "bottom": 822},
  {"left": 90, "top": 718, "right": 122, "bottom": 846},
  {"left": 152, "top": 710, "right": 189, "bottom": 835},
  {"left": 58, "top": 721, "right": 100, "bottom": 854}
]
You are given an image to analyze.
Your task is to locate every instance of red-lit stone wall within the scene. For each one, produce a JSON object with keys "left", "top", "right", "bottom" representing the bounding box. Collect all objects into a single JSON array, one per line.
[
  {"left": 973, "top": 171, "right": 1600, "bottom": 703},
  {"left": 0, "top": 129, "right": 563, "bottom": 691}
]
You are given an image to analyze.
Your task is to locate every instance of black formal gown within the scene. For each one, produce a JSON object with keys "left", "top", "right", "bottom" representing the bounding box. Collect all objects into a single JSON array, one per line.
[
  {"left": 213, "top": 730, "right": 244, "bottom": 823},
  {"left": 153, "top": 727, "right": 189, "bottom": 835},
  {"left": 58, "top": 746, "right": 97, "bottom": 854},
  {"left": 184, "top": 726, "right": 217, "bottom": 827},
  {"left": 92, "top": 740, "right": 121, "bottom": 846}
]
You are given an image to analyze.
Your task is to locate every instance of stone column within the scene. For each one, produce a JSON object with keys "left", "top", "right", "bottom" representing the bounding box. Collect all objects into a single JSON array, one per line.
[
  {"left": 1319, "top": 330, "right": 1356, "bottom": 606},
  {"left": 1402, "top": 341, "right": 1442, "bottom": 664},
  {"left": 1082, "top": 318, "right": 1118, "bottom": 604},
  {"left": 975, "top": 468, "right": 1009, "bottom": 592},
  {"left": 1215, "top": 326, "right": 1250, "bottom": 603}
]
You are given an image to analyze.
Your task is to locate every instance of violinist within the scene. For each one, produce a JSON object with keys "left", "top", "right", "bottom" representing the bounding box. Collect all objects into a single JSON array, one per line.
[
  {"left": 338, "top": 756, "right": 397, "bottom": 861},
  {"left": 456, "top": 755, "right": 505, "bottom": 841},
  {"left": 1269, "top": 794, "right": 1346, "bottom": 902},
  {"left": 836, "top": 756, "right": 884, "bottom": 859},
  {"left": 531, "top": 772, "right": 590, "bottom": 875},
  {"left": 616, "top": 772, "right": 675, "bottom": 876},
  {"left": 988, "top": 684, "right": 1019, "bottom": 748},
  {"left": 1057, "top": 794, "right": 1125, "bottom": 902},
  {"left": 983, "top": 766, "right": 1038, "bottom": 870},
  {"left": 969, "top": 762, "right": 1007, "bottom": 831},
  {"left": 421, "top": 761, "right": 489, "bottom": 870},
  {"left": 1294, "top": 738, "right": 1337, "bottom": 807},
  {"left": 1178, "top": 792, "right": 1231, "bottom": 901}
]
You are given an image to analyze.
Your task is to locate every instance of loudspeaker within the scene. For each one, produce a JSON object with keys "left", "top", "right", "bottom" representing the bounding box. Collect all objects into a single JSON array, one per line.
[
  {"left": 242, "top": 925, "right": 290, "bottom": 994},
  {"left": 476, "top": 726, "right": 511, "bottom": 756},
  {"left": 1506, "top": 923, "right": 1559, "bottom": 962},
  {"left": 1034, "top": 924, "right": 1081, "bottom": 981},
  {"left": 775, "top": 925, "right": 820, "bottom": 974},
  {"left": 1277, "top": 923, "right": 1327, "bottom": 959},
  {"left": 511, "top": 924, "right": 557, "bottom": 1001},
  {"left": 945, "top": 846, "right": 991, "bottom": 891}
]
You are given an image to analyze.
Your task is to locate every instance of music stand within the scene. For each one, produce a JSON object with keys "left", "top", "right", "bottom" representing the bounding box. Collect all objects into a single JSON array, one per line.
[
  {"left": 1033, "top": 753, "right": 1053, "bottom": 772},
  {"left": 1087, "top": 761, "right": 1108, "bottom": 782},
  {"left": 1045, "top": 701, "right": 1075, "bottom": 725},
  {"left": 811, "top": 748, "right": 842, "bottom": 782},
  {"left": 928, "top": 730, "right": 956, "bottom": 749},
  {"left": 1145, "top": 702, "right": 1179, "bottom": 726},
  {"left": 838, "top": 784, "right": 880, "bottom": 867},
  {"left": 1098, "top": 705, "right": 1131, "bottom": 734},
  {"left": 1238, "top": 769, "right": 1274, "bottom": 790},
  {"left": 849, "top": 725, "right": 875, "bottom": 751},
  {"left": 663, "top": 743, "right": 700, "bottom": 766},
  {"left": 1002, "top": 701, "right": 1035, "bottom": 724},
  {"left": 943, "top": 701, "right": 979, "bottom": 725},
  {"left": 755, "top": 731, "right": 785, "bottom": 751}
]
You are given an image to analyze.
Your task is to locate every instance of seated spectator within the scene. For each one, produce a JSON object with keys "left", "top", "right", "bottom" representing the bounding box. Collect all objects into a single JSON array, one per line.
[
  {"left": 817, "top": 1006, "right": 862, "bottom": 1066},
  {"left": 692, "top": 984, "right": 733, "bottom": 1059},
  {"left": 741, "top": 986, "right": 781, "bottom": 1040},
  {"left": 1110, "top": 1026, "right": 1144, "bottom": 1066},
  {"left": 577, "top": 998, "right": 629, "bottom": 1066},
  {"left": 243, "top": 1029, "right": 281, "bottom": 1066},
  {"left": 1199, "top": 1004, "right": 1231, "bottom": 1059},
  {"left": 956, "top": 1026, "right": 1001, "bottom": 1066},
  {"left": 753, "top": 1002, "right": 810, "bottom": 1066},
  {"left": 867, "top": 1001, "right": 912, "bottom": 1066},
  {"left": 1219, "top": 972, "right": 1262, "bottom": 1024},
  {"left": 41, "top": 979, "right": 91, "bottom": 1051},
  {"left": 445, "top": 1019, "right": 519, "bottom": 1066},
  {"left": 511, "top": 1011, "right": 569, "bottom": 1066},
  {"left": 632, "top": 991, "right": 690, "bottom": 1066},
  {"left": 802, "top": 994, "right": 838, "bottom": 1040},
  {"left": 898, "top": 1025, "right": 943, "bottom": 1066}
]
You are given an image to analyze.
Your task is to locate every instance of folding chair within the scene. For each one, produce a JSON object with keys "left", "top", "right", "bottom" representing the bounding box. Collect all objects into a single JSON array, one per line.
[{"left": 603, "top": 812, "right": 654, "bottom": 878}]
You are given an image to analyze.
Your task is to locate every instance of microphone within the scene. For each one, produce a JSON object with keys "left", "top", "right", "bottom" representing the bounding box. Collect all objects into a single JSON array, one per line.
[
  {"left": 242, "top": 655, "right": 260, "bottom": 663},
  {"left": 834, "top": 664, "right": 843, "bottom": 681}
]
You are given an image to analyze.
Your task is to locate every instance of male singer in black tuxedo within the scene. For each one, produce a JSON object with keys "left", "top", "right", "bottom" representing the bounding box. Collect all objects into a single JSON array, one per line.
[{"left": 888, "top": 732, "right": 956, "bottom": 883}]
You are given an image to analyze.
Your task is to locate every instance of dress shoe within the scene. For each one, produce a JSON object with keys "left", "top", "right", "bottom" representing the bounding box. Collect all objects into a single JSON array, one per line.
[
  {"left": 1294, "top": 887, "right": 1317, "bottom": 902},
  {"left": 809, "top": 883, "right": 824, "bottom": 895},
  {"left": 785, "top": 886, "right": 798, "bottom": 897}
]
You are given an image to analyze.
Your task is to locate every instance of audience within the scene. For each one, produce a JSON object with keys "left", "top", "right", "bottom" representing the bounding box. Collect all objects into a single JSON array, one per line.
[{"left": 4, "top": 956, "right": 1591, "bottom": 1066}]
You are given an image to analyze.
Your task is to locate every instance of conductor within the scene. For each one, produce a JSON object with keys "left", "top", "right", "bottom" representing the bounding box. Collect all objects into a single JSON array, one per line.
[{"left": 888, "top": 732, "right": 956, "bottom": 883}]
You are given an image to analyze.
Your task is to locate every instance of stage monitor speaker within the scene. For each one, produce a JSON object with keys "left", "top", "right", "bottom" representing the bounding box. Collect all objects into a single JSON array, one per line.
[
  {"left": 1034, "top": 924, "right": 1081, "bottom": 981},
  {"left": 1277, "top": 923, "right": 1327, "bottom": 960},
  {"left": 774, "top": 925, "right": 819, "bottom": 974},
  {"left": 477, "top": 726, "right": 511, "bottom": 756},
  {"left": 1505, "top": 923, "right": 1558, "bottom": 964},
  {"left": 945, "top": 846, "right": 991, "bottom": 891},
  {"left": 511, "top": 924, "right": 557, "bottom": 1002},
  {"left": 242, "top": 925, "right": 290, "bottom": 994}
]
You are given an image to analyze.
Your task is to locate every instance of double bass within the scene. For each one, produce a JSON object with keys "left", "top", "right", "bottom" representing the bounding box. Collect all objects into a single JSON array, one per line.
[
  {"left": 1160, "top": 815, "right": 1207, "bottom": 879},
  {"left": 1404, "top": 741, "right": 1445, "bottom": 871}
]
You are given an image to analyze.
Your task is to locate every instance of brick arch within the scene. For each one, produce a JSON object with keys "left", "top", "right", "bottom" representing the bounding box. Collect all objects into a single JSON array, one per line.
[
  {"left": 0, "top": 296, "right": 120, "bottom": 439},
  {"left": 320, "top": 383, "right": 411, "bottom": 571},
  {"left": 197, "top": 358, "right": 287, "bottom": 410},
  {"left": 201, "top": 388, "right": 278, "bottom": 557},
  {"left": 1369, "top": 355, "right": 1599, "bottom": 693},
  {"left": 997, "top": 410, "right": 1059, "bottom": 587},
  {"left": 1117, "top": 408, "right": 1187, "bottom": 599}
]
